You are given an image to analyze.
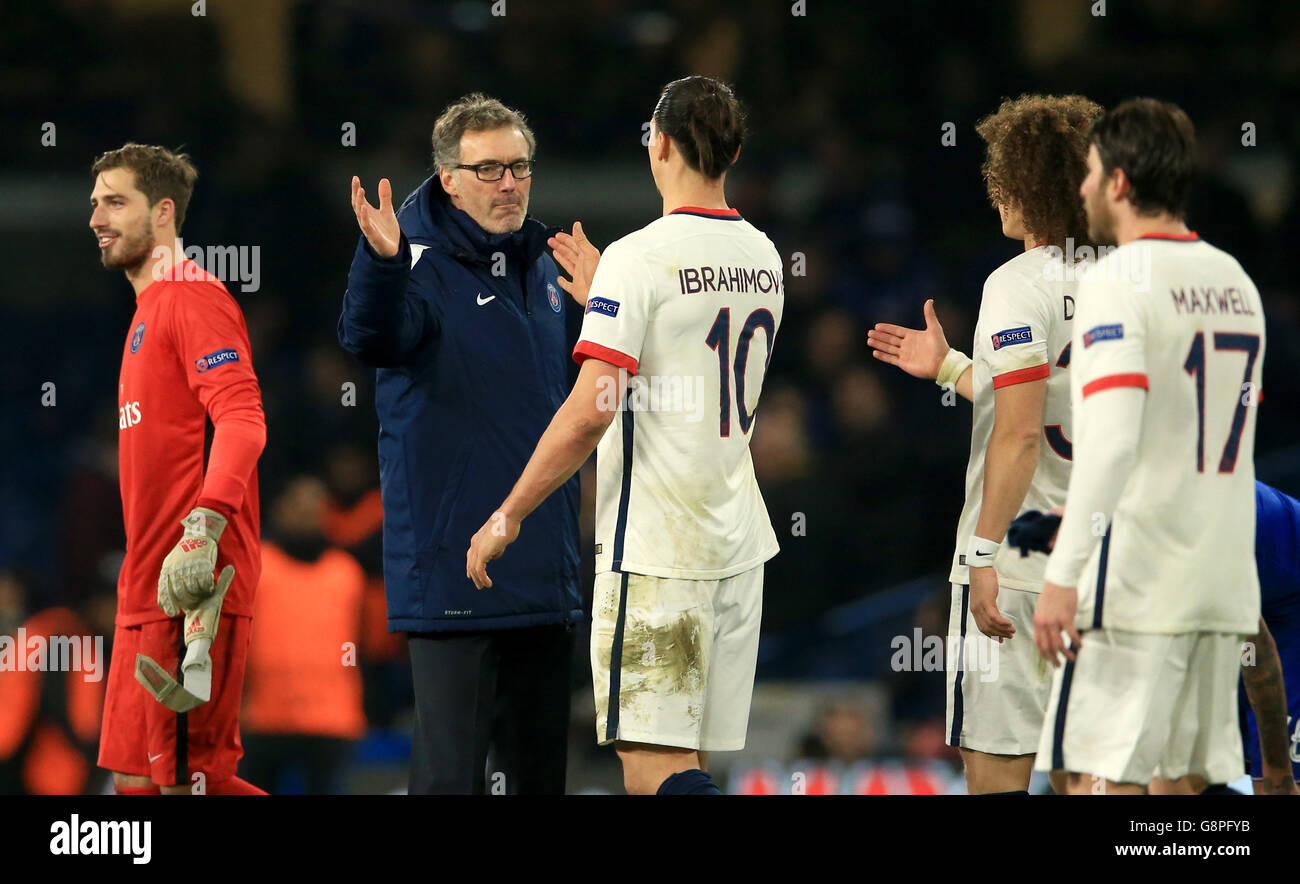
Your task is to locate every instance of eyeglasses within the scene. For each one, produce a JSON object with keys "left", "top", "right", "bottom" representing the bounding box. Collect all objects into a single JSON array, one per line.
[{"left": 454, "top": 160, "right": 535, "bottom": 182}]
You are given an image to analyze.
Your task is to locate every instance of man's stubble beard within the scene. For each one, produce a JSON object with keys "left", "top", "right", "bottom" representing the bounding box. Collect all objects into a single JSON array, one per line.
[
  {"left": 484, "top": 198, "right": 527, "bottom": 235},
  {"left": 486, "top": 216, "right": 525, "bottom": 235},
  {"left": 1086, "top": 195, "right": 1118, "bottom": 248},
  {"left": 101, "top": 224, "right": 156, "bottom": 273}
]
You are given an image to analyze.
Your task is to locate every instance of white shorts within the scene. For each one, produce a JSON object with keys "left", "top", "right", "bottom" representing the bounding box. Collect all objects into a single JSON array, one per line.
[
  {"left": 946, "top": 583, "right": 1054, "bottom": 755},
  {"left": 590, "top": 567, "right": 763, "bottom": 752},
  {"left": 1035, "top": 629, "right": 1248, "bottom": 785}
]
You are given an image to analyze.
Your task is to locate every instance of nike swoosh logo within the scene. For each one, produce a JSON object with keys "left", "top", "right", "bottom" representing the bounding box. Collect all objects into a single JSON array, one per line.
[
  {"left": 976, "top": 549, "right": 993, "bottom": 557},
  {"left": 476, "top": 293, "right": 496, "bottom": 305},
  {"left": 409, "top": 244, "right": 429, "bottom": 269},
  {"left": 148, "top": 753, "right": 164, "bottom": 763}
]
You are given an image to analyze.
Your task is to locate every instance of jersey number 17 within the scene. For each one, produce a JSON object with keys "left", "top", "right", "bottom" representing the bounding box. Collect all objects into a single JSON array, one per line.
[{"left": 1183, "top": 331, "right": 1260, "bottom": 474}]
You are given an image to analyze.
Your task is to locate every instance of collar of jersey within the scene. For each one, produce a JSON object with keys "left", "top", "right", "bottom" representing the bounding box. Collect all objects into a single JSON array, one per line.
[
  {"left": 1136, "top": 231, "right": 1199, "bottom": 242},
  {"left": 669, "top": 206, "right": 742, "bottom": 220},
  {"left": 137, "top": 259, "right": 205, "bottom": 301}
]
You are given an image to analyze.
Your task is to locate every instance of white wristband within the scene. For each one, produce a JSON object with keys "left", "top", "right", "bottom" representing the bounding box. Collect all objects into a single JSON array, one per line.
[
  {"left": 936, "top": 348, "right": 973, "bottom": 388},
  {"left": 967, "top": 536, "right": 1000, "bottom": 569}
]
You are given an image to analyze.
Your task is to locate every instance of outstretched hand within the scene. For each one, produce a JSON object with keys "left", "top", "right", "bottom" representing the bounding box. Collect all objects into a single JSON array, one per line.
[
  {"left": 548, "top": 221, "right": 601, "bottom": 306},
  {"left": 867, "top": 299, "right": 951, "bottom": 381}
]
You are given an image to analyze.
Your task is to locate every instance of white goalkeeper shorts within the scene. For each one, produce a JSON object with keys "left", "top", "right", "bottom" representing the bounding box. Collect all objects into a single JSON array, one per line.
[
  {"left": 590, "top": 567, "right": 763, "bottom": 752},
  {"left": 1035, "top": 628, "right": 1248, "bottom": 786},
  {"left": 945, "top": 582, "right": 1054, "bottom": 756}
]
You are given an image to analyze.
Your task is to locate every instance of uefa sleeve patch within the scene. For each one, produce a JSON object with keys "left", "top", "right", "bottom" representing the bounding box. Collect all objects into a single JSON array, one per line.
[
  {"left": 586, "top": 296, "right": 620, "bottom": 317},
  {"left": 195, "top": 348, "right": 240, "bottom": 372},
  {"left": 1082, "top": 324, "right": 1124, "bottom": 348},
  {"left": 991, "top": 326, "right": 1033, "bottom": 350}
]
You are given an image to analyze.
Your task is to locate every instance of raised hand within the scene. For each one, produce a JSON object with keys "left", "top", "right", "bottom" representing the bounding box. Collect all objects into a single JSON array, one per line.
[
  {"left": 351, "top": 176, "right": 401, "bottom": 259},
  {"left": 867, "top": 299, "right": 951, "bottom": 381},
  {"left": 547, "top": 221, "right": 601, "bottom": 306}
]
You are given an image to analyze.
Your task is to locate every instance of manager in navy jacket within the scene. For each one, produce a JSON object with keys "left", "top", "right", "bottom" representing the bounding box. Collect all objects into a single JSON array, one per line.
[{"left": 339, "top": 94, "right": 582, "bottom": 794}]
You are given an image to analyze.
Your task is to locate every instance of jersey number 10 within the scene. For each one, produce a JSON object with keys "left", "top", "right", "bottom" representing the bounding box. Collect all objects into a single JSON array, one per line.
[
  {"left": 1183, "top": 331, "right": 1260, "bottom": 474},
  {"left": 705, "top": 307, "right": 777, "bottom": 438}
]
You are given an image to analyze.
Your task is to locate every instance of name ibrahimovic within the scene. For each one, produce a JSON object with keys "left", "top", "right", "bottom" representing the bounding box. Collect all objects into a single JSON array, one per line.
[{"left": 678, "top": 265, "right": 782, "bottom": 295}]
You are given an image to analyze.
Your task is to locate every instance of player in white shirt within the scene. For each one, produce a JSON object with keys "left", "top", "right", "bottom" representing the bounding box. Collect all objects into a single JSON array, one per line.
[
  {"left": 868, "top": 95, "right": 1100, "bottom": 793},
  {"left": 1035, "top": 98, "right": 1265, "bottom": 794},
  {"left": 466, "top": 76, "right": 782, "bottom": 795}
]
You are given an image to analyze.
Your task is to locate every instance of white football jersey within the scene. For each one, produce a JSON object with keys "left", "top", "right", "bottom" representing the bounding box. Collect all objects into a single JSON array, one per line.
[
  {"left": 949, "top": 245, "right": 1077, "bottom": 591},
  {"left": 1065, "top": 234, "right": 1264, "bottom": 634},
  {"left": 574, "top": 207, "right": 783, "bottom": 579}
]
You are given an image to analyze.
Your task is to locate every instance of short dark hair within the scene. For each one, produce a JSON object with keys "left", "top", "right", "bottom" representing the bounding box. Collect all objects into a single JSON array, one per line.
[
  {"left": 90, "top": 143, "right": 199, "bottom": 232},
  {"left": 652, "top": 76, "right": 746, "bottom": 179},
  {"left": 431, "top": 93, "right": 536, "bottom": 170},
  {"left": 976, "top": 94, "right": 1102, "bottom": 249},
  {"left": 1089, "top": 98, "right": 1196, "bottom": 218}
]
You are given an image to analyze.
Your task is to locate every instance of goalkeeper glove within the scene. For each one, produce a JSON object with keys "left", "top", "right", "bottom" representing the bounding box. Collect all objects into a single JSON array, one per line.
[
  {"left": 157, "top": 506, "right": 228, "bottom": 617},
  {"left": 135, "top": 564, "right": 234, "bottom": 712}
]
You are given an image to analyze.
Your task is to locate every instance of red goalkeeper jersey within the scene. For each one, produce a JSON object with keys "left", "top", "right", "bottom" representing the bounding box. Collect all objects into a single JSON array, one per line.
[{"left": 116, "top": 260, "right": 266, "bottom": 626}]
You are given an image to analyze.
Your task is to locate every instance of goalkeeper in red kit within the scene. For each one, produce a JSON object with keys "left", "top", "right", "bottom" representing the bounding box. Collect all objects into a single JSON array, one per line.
[{"left": 90, "top": 143, "right": 267, "bottom": 795}]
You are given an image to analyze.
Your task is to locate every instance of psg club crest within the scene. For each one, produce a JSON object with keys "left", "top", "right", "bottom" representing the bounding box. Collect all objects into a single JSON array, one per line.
[
  {"left": 548, "top": 282, "right": 562, "bottom": 313},
  {"left": 130, "top": 322, "right": 146, "bottom": 354}
]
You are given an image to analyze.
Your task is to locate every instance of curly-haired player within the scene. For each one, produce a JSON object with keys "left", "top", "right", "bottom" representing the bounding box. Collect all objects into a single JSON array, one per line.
[{"left": 868, "top": 94, "right": 1100, "bottom": 793}]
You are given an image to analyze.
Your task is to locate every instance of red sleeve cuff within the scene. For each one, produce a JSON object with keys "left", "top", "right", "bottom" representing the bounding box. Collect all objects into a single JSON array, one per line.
[
  {"left": 991, "top": 362, "right": 1050, "bottom": 389},
  {"left": 573, "top": 340, "right": 638, "bottom": 375},
  {"left": 196, "top": 498, "right": 236, "bottom": 518},
  {"left": 1082, "top": 373, "right": 1149, "bottom": 398}
]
